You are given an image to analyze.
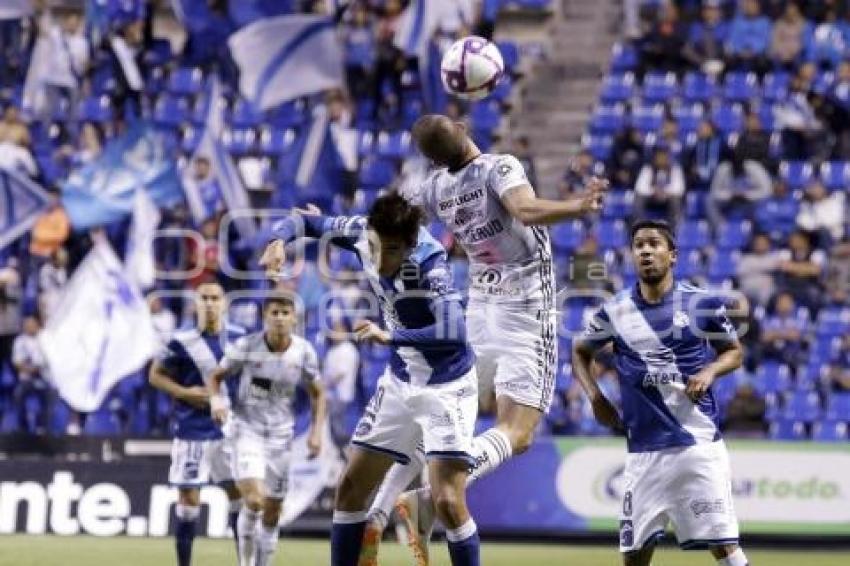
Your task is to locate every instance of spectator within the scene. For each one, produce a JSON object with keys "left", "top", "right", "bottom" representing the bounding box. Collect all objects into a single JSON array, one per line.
[
  {"left": 682, "top": 119, "right": 727, "bottom": 189},
  {"left": 182, "top": 155, "right": 223, "bottom": 223},
  {"left": 825, "top": 236, "right": 850, "bottom": 303},
  {"left": 343, "top": 2, "right": 375, "bottom": 100},
  {"left": 372, "top": 0, "right": 405, "bottom": 125},
  {"left": 707, "top": 154, "right": 772, "bottom": 229},
  {"left": 777, "top": 230, "right": 826, "bottom": 312},
  {"left": 29, "top": 192, "right": 71, "bottom": 261},
  {"left": 738, "top": 233, "right": 781, "bottom": 305},
  {"left": 187, "top": 218, "right": 221, "bottom": 288},
  {"left": 0, "top": 262, "right": 22, "bottom": 378},
  {"left": 0, "top": 105, "right": 30, "bottom": 146},
  {"left": 760, "top": 291, "right": 807, "bottom": 367},
  {"left": 722, "top": 381, "right": 767, "bottom": 437},
  {"left": 38, "top": 247, "right": 68, "bottom": 322},
  {"left": 41, "top": 10, "right": 89, "bottom": 126},
  {"left": 323, "top": 320, "right": 360, "bottom": 453},
  {"left": 725, "top": 0, "right": 772, "bottom": 74},
  {"left": 561, "top": 150, "right": 599, "bottom": 197},
  {"left": 513, "top": 136, "right": 538, "bottom": 189},
  {"left": 608, "top": 126, "right": 644, "bottom": 188},
  {"left": 659, "top": 116, "right": 682, "bottom": 159},
  {"left": 804, "top": 8, "right": 846, "bottom": 69},
  {"left": 796, "top": 181, "right": 847, "bottom": 243},
  {"left": 736, "top": 111, "right": 772, "bottom": 168},
  {"left": 776, "top": 72, "right": 827, "bottom": 160},
  {"left": 637, "top": 2, "right": 687, "bottom": 76},
  {"left": 770, "top": 2, "right": 811, "bottom": 69},
  {"left": 683, "top": 0, "right": 729, "bottom": 73},
  {"left": 824, "top": 61, "right": 850, "bottom": 158},
  {"left": 826, "top": 335, "right": 850, "bottom": 393},
  {"left": 634, "top": 147, "right": 685, "bottom": 225},
  {"left": 0, "top": 106, "right": 37, "bottom": 178},
  {"left": 56, "top": 122, "right": 103, "bottom": 168},
  {"left": 12, "top": 316, "right": 51, "bottom": 434}
]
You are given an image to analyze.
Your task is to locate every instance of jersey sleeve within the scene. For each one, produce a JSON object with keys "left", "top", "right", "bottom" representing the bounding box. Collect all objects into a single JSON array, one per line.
[
  {"left": 488, "top": 154, "right": 530, "bottom": 199},
  {"left": 219, "top": 336, "right": 249, "bottom": 375},
  {"left": 156, "top": 339, "right": 185, "bottom": 377},
  {"left": 579, "top": 306, "right": 615, "bottom": 351},
  {"left": 300, "top": 342, "right": 321, "bottom": 386},
  {"left": 701, "top": 295, "right": 739, "bottom": 346},
  {"left": 268, "top": 213, "right": 367, "bottom": 253}
]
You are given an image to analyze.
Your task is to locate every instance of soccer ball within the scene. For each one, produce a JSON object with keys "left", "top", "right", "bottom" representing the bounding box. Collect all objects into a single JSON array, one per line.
[{"left": 440, "top": 36, "right": 504, "bottom": 101}]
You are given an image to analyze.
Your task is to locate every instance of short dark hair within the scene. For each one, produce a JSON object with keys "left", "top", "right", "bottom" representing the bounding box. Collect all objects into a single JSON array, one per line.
[
  {"left": 367, "top": 192, "right": 424, "bottom": 247},
  {"left": 263, "top": 293, "right": 295, "bottom": 312},
  {"left": 630, "top": 220, "right": 677, "bottom": 250}
]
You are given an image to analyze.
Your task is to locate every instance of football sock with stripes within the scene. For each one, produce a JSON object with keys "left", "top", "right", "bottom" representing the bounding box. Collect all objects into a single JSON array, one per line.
[
  {"left": 255, "top": 523, "right": 280, "bottom": 566},
  {"left": 237, "top": 507, "right": 261, "bottom": 566},
  {"left": 467, "top": 428, "right": 513, "bottom": 485},
  {"left": 174, "top": 503, "right": 199, "bottom": 566}
]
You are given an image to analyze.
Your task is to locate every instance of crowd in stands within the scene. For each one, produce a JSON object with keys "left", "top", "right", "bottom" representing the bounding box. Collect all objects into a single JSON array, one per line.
[{"left": 566, "top": 0, "right": 850, "bottom": 441}]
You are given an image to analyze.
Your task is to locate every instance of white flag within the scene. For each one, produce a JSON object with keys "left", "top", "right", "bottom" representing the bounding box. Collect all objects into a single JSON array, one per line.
[
  {"left": 21, "top": 13, "right": 54, "bottom": 118},
  {"left": 39, "top": 241, "right": 157, "bottom": 412},
  {"left": 126, "top": 188, "right": 161, "bottom": 290},
  {"left": 0, "top": 0, "right": 32, "bottom": 20},
  {"left": 228, "top": 14, "right": 343, "bottom": 110},
  {"left": 394, "top": 0, "right": 471, "bottom": 56}
]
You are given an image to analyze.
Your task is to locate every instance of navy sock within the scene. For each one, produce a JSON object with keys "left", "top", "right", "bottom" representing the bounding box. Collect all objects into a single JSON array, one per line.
[
  {"left": 447, "top": 532, "right": 481, "bottom": 566},
  {"left": 228, "top": 509, "right": 239, "bottom": 553},
  {"left": 330, "top": 511, "right": 368, "bottom": 566},
  {"left": 175, "top": 518, "right": 197, "bottom": 566}
]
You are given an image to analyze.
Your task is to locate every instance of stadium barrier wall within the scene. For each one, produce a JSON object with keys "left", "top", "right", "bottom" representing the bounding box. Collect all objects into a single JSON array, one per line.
[{"left": 1, "top": 438, "right": 848, "bottom": 537}]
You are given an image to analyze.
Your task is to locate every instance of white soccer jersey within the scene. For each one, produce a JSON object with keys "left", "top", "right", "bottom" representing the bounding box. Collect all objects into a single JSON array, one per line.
[
  {"left": 220, "top": 332, "right": 319, "bottom": 439},
  {"left": 411, "top": 153, "right": 555, "bottom": 304}
]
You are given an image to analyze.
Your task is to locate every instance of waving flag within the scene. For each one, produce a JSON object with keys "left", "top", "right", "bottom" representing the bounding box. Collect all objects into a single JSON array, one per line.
[
  {"left": 0, "top": 169, "right": 52, "bottom": 250},
  {"left": 125, "top": 188, "right": 161, "bottom": 290},
  {"left": 228, "top": 14, "right": 343, "bottom": 110},
  {"left": 62, "top": 122, "right": 183, "bottom": 228},
  {"left": 394, "top": 0, "right": 472, "bottom": 56},
  {"left": 0, "top": 0, "right": 32, "bottom": 20},
  {"left": 39, "top": 240, "right": 157, "bottom": 412}
]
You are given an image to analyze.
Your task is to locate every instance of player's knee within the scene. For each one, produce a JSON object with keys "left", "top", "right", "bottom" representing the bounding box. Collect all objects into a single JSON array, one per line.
[
  {"left": 243, "top": 492, "right": 264, "bottom": 513},
  {"left": 505, "top": 427, "right": 535, "bottom": 455},
  {"left": 262, "top": 501, "right": 282, "bottom": 526},
  {"left": 334, "top": 469, "right": 366, "bottom": 510},
  {"left": 430, "top": 486, "right": 464, "bottom": 526},
  {"left": 710, "top": 543, "right": 739, "bottom": 560},
  {"left": 178, "top": 489, "right": 200, "bottom": 507}
]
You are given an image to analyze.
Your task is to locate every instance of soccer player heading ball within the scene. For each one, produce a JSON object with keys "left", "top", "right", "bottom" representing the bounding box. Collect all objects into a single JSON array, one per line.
[{"left": 572, "top": 220, "right": 749, "bottom": 566}]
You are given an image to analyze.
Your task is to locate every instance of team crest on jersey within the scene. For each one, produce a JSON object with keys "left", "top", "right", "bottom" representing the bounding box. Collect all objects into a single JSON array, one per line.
[
  {"left": 497, "top": 162, "right": 513, "bottom": 177},
  {"left": 454, "top": 206, "right": 482, "bottom": 227},
  {"left": 673, "top": 311, "right": 690, "bottom": 328}
]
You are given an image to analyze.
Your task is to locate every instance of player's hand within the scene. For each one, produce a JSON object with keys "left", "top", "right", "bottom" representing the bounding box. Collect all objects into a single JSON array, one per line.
[
  {"left": 259, "top": 239, "right": 286, "bottom": 279},
  {"left": 210, "top": 395, "right": 229, "bottom": 426},
  {"left": 579, "top": 176, "right": 608, "bottom": 214},
  {"left": 180, "top": 386, "right": 209, "bottom": 409},
  {"left": 307, "top": 430, "right": 321, "bottom": 459},
  {"left": 686, "top": 368, "right": 716, "bottom": 402},
  {"left": 294, "top": 203, "right": 322, "bottom": 216},
  {"left": 353, "top": 320, "right": 391, "bottom": 345},
  {"left": 590, "top": 393, "right": 624, "bottom": 432}
]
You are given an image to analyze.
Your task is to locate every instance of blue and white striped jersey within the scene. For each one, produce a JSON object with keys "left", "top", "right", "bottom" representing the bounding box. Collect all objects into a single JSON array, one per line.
[
  {"left": 582, "top": 282, "right": 738, "bottom": 453},
  {"left": 271, "top": 213, "right": 475, "bottom": 386}
]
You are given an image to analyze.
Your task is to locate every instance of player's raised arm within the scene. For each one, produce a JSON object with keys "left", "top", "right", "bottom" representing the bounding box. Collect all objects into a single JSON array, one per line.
[
  {"left": 498, "top": 166, "right": 608, "bottom": 226},
  {"left": 572, "top": 308, "right": 623, "bottom": 431},
  {"left": 148, "top": 344, "right": 209, "bottom": 408}
]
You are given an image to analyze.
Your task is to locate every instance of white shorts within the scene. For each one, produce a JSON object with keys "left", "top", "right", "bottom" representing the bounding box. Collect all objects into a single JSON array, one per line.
[
  {"left": 229, "top": 427, "right": 292, "bottom": 500},
  {"left": 352, "top": 367, "right": 478, "bottom": 465},
  {"left": 467, "top": 300, "right": 557, "bottom": 412},
  {"left": 619, "top": 440, "right": 740, "bottom": 553},
  {"left": 168, "top": 438, "right": 233, "bottom": 487}
]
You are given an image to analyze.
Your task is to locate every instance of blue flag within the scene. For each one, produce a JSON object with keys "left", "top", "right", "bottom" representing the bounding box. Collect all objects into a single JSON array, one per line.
[
  {"left": 228, "top": 0, "right": 295, "bottom": 28},
  {"left": 0, "top": 169, "right": 52, "bottom": 250},
  {"left": 62, "top": 123, "right": 183, "bottom": 229}
]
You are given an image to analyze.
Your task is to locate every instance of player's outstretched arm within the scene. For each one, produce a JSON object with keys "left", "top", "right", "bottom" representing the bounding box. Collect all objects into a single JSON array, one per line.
[
  {"left": 148, "top": 359, "right": 208, "bottom": 408},
  {"left": 571, "top": 339, "right": 623, "bottom": 432},
  {"left": 500, "top": 177, "right": 608, "bottom": 226}
]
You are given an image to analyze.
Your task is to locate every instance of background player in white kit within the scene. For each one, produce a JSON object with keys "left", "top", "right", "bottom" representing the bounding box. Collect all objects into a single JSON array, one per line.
[
  {"left": 361, "top": 114, "right": 608, "bottom": 564},
  {"left": 206, "top": 295, "right": 326, "bottom": 566},
  {"left": 572, "top": 220, "right": 750, "bottom": 566},
  {"left": 148, "top": 282, "right": 244, "bottom": 566}
]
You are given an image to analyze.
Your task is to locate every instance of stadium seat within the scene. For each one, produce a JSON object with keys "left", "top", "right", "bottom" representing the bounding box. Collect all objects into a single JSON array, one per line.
[
  {"left": 779, "top": 161, "right": 814, "bottom": 190},
  {"left": 685, "top": 192, "right": 706, "bottom": 219},
  {"left": 781, "top": 391, "right": 823, "bottom": 422},
  {"left": 819, "top": 161, "right": 850, "bottom": 191},
  {"left": 401, "top": 97, "right": 424, "bottom": 128},
  {"left": 551, "top": 220, "right": 586, "bottom": 252},
  {"left": 723, "top": 72, "right": 758, "bottom": 103},
  {"left": 599, "top": 73, "right": 635, "bottom": 104},
  {"left": 672, "top": 103, "right": 704, "bottom": 134},
  {"left": 641, "top": 72, "right": 678, "bottom": 104},
  {"left": 707, "top": 250, "right": 739, "bottom": 281},
  {"left": 268, "top": 100, "right": 308, "bottom": 129},
  {"left": 83, "top": 409, "right": 123, "bottom": 436},
  {"left": 231, "top": 99, "right": 264, "bottom": 128},
  {"left": 682, "top": 72, "right": 718, "bottom": 103},
  {"left": 496, "top": 41, "right": 520, "bottom": 75},
  {"left": 258, "top": 128, "right": 296, "bottom": 155},
  {"left": 762, "top": 72, "right": 790, "bottom": 102},
  {"left": 753, "top": 362, "right": 792, "bottom": 395},
  {"left": 470, "top": 100, "right": 502, "bottom": 131},
  {"left": 716, "top": 220, "right": 752, "bottom": 250},
  {"left": 825, "top": 394, "right": 850, "bottom": 420},
  {"left": 596, "top": 219, "right": 628, "bottom": 250},
  {"left": 812, "top": 420, "right": 849, "bottom": 442},
  {"left": 358, "top": 156, "right": 396, "bottom": 190},
  {"left": 676, "top": 220, "right": 711, "bottom": 250},
  {"left": 583, "top": 134, "right": 614, "bottom": 161},
  {"left": 815, "top": 308, "right": 850, "bottom": 338},
  {"left": 222, "top": 128, "right": 257, "bottom": 155},
  {"left": 794, "top": 364, "right": 822, "bottom": 391},
  {"left": 710, "top": 103, "right": 743, "bottom": 134},
  {"left": 673, "top": 250, "right": 703, "bottom": 279},
  {"left": 630, "top": 104, "right": 664, "bottom": 134},
  {"left": 589, "top": 104, "right": 626, "bottom": 135},
  {"left": 768, "top": 419, "right": 807, "bottom": 441},
  {"left": 78, "top": 95, "right": 113, "bottom": 123},
  {"left": 609, "top": 43, "right": 638, "bottom": 72},
  {"left": 153, "top": 94, "right": 190, "bottom": 128},
  {"left": 167, "top": 67, "right": 204, "bottom": 95},
  {"left": 601, "top": 190, "right": 633, "bottom": 219},
  {"left": 180, "top": 127, "right": 202, "bottom": 153},
  {"left": 754, "top": 196, "right": 799, "bottom": 238},
  {"left": 492, "top": 74, "right": 513, "bottom": 102},
  {"left": 375, "top": 131, "right": 411, "bottom": 160}
]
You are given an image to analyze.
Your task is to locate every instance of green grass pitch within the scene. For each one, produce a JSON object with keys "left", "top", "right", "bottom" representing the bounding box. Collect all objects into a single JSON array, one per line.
[{"left": 0, "top": 536, "right": 848, "bottom": 566}]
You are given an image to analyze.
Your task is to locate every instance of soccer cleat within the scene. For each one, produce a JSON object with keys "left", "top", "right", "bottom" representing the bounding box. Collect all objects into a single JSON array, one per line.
[
  {"left": 394, "top": 488, "right": 435, "bottom": 566},
  {"left": 357, "top": 519, "right": 383, "bottom": 566}
]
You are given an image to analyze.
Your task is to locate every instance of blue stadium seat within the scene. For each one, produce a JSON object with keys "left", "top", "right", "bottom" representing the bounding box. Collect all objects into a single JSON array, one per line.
[
  {"left": 711, "top": 103, "right": 743, "bottom": 134},
  {"left": 684, "top": 192, "right": 706, "bottom": 219},
  {"left": 167, "top": 67, "right": 204, "bottom": 95},
  {"left": 630, "top": 104, "right": 664, "bottom": 134},
  {"left": 716, "top": 220, "right": 752, "bottom": 250},
  {"left": 83, "top": 409, "right": 123, "bottom": 436},
  {"left": 78, "top": 95, "right": 113, "bottom": 123},
  {"left": 674, "top": 250, "right": 703, "bottom": 279},
  {"left": 376, "top": 131, "right": 411, "bottom": 159},
  {"left": 495, "top": 40, "right": 520, "bottom": 74},
  {"left": 815, "top": 308, "right": 850, "bottom": 338},
  {"left": 707, "top": 250, "right": 739, "bottom": 281},
  {"left": 259, "top": 128, "right": 296, "bottom": 155},
  {"left": 794, "top": 364, "right": 822, "bottom": 391},
  {"left": 812, "top": 420, "right": 848, "bottom": 442},
  {"left": 597, "top": 219, "right": 628, "bottom": 250},
  {"left": 683, "top": 72, "right": 718, "bottom": 103},
  {"left": 153, "top": 94, "right": 190, "bottom": 128},
  {"left": 754, "top": 196, "right": 799, "bottom": 238},
  {"left": 810, "top": 337, "right": 839, "bottom": 365},
  {"left": 551, "top": 220, "right": 586, "bottom": 252},
  {"left": 470, "top": 100, "right": 502, "bottom": 131},
  {"left": 222, "top": 128, "right": 257, "bottom": 155},
  {"left": 492, "top": 74, "right": 513, "bottom": 102},
  {"left": 268, "top": 100, "right": 308, "bottom": 129},
  {"left": 358, "top": 156, "right": 396, "bottom": 190},
  {"left": 231, "top": 99, "right": 264, "bottom": 128},
  {"left": 672, "top": 103, "right": 704, "bottom": 134},
  {"left": 819, "top": 161, "right": 850, "bottom": 191},
  {"left": 825, "top": 394, "right": 850, "bottom": 420},
  {"left": 610, "top": 43, "right": 638, "bottom": 72},
  {"left": 762, "top": 72, "right": 790, "bottom": 102},
  {"left": 601, "top": 190, "right": 633, "bottom": 219},
  {"left": 181, "top": 127, "right": 202, "bottom": 153},
  {"left": 756, "top": 103, "right": 776, "bottom": 132},
  {"left": 781, "top": 391, "right": 822, "bottom": 422},
  {"left": 641, "top": 72, "right": 678, "bottom": 103},
  {"left": 589, "top": 104, "right": 626, "bottom": 135},
  {"left": 599, "top": 73, "right": 635, "bottom": 104},
  {"left": 723, "top": 72, "right": 758, "bottom": 102},
  {"left": 754, "top": 362, "right": 792, "bottom": 395},
  {"left": 769, "top": 419, "right": 807, "bottom": 441},
  {"left": 676, "top": 220, "right": 711, "bottom": 250},
  {"left": 401, "top": 97, "right": 424, "bottom": 129},
  {"left": 779, "top": 161, "right": 814, "bottom": 190},
  {"left": 583, "top": 134, "right": 614, "bottom": 161}
]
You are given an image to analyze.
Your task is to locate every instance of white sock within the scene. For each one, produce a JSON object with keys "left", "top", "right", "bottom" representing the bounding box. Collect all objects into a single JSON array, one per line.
[
  {"left": 175, "top": 503, "right": 200, "bottom": 521},
  {"left": 467, "top": 429, "right": 513, "bottom": 485},
  {"left": 237, "top": 507, "right": 261, "bottom": 566},
  {"left": 255, "top": 523, "right": 280, "bottom": 566},
  {"left": 368, "top": 447, "right": 426, "bottom": 530},
  {"left": 445, "top": 518, "right": 477, "bottom": 543},
  {"left": 718, "top": 548, "right": 749, "bottom": 566}
]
